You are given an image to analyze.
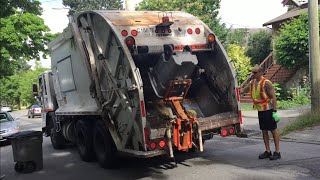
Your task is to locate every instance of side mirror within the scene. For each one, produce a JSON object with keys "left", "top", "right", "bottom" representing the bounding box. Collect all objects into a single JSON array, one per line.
[
  {"left": 14, "top": 117, "right": 20, "bottom": 121},
  {"left": 32, "top": 84, "right": 38, "bottom": 96}
]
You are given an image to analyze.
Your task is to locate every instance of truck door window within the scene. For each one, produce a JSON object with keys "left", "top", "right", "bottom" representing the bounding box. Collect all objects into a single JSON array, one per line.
[{"left": 56, "top": 56, "right": 76, "bottom": 92}]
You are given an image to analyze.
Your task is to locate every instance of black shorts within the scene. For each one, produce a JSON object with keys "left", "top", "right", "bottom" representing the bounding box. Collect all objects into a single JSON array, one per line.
[{"left": 258, "top": 109, "right": 277, "bottom": 131}]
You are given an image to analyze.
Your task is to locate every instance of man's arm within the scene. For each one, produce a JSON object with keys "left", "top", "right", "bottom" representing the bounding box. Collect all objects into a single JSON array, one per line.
[{"left": 265, "top": 81, "right": 277, "bottom": 111}]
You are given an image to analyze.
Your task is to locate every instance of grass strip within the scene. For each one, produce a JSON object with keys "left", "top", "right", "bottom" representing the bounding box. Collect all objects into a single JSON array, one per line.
[{"left": 280, "top": 110, "right": 320, "bottom": 137}]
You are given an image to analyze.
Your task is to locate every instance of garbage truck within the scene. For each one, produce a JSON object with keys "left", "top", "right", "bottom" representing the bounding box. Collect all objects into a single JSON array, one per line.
[{"left": 33, "top": 10, "right": 244, "bottom": 168}]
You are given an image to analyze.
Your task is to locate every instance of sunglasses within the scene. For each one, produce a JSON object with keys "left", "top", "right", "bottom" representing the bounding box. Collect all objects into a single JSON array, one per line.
[{"left": 252, "top": 71, "right": 259, "bottom": 74}]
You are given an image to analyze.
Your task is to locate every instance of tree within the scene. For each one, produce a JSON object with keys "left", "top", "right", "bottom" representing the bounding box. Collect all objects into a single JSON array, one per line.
[
  {"left": 0, "top": 66, "right": 47, "bottom": 108},
  {"left": 0, "top": 1, "right": 54, "bottom": 78},
  {"left": 19, "top": 66, "right": 47, "bottom": 107},
  {"left": 227, "top": 44, "right": 252, "bottom": 84},
  {"left": 136, "top": 0, "right": 229, "bottom": 43},
  {"left": 245, "top": 30, "right": 272, "bottom": 65},
  {"left": 274, "top": 13, "right": 319, "bottom": 69},
  {"left": 226, "top": 28, "right": 248, "bottom": 47},
  {"left": 62, "top": 0, "right": 123, "bottom": 14},
  {"left": 0, "top": 0, "right": 41, "bottom": 17}
]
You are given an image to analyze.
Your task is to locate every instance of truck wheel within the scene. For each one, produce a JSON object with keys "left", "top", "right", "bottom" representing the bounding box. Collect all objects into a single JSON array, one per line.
[
  {"left": 76, "top": 120, "right": 94, "bottom": 162},
  {"left": 14, "top": 162, "right": 24, "bottom": 173},
  {"left": 93, "top": 120, "right": 117, "bottom": 169},
  {"left": 50, "top": 128, "right": 66, "bottom": 149}
]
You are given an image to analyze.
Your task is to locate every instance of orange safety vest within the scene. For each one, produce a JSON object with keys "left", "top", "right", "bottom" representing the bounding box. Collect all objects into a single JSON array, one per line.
[{"left": 250, "top": 77, "right": 273, "bottom": 111}]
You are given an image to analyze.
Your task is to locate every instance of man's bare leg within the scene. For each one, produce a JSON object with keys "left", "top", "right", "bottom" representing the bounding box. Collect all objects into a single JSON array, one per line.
[
  {"left": 271, "top": 129, "right": 280, "bottom": 152},
  {"left": 262, "top": 130, "right": 271, "bottom": 152}
]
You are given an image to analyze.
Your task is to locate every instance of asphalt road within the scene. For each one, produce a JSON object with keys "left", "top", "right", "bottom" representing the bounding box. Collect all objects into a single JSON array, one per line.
[
  {"left": 0, "top": 110, "right": 319, "bottom": 180},
  {"left": 11, "top": 110, "right": 42, "bottom": 132}
]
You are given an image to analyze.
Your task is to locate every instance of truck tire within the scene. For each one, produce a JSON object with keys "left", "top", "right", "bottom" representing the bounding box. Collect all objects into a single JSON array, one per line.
[
  {"left": 93, "top": 120, "right": 117, "bottom": 169},
  {"left": 76, "top": 120, "right": 94, "bottom": 162},
  {"left": 50, "top": 128, "right": 67, "bottom": 149}
]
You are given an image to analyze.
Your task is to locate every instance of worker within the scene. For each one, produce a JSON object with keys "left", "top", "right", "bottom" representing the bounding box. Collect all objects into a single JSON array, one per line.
[{"left": 240, "top": 65, "right": 281, "bottom": 160}]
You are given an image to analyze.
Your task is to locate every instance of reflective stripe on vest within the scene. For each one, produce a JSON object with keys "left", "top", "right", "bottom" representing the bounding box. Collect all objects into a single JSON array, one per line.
[{"left": 250, "top": 77, "right": 272, "bottom": 111}]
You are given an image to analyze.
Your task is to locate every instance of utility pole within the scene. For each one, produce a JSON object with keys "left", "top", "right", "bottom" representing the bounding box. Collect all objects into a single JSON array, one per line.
[
  {"left": 125, "top": 0, "right": 129, "bottom": 10},
  {"left": 308, "top": 0, "right": 320, "bottom": 112}
]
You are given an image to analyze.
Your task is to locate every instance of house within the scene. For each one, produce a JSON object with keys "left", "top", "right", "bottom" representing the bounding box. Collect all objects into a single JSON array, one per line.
[
  {"left": 240, "top": 0, "right": 317, "bottom": 102},
  {"left": 263, "top": 0, "right": 320, "bottom": 33}
]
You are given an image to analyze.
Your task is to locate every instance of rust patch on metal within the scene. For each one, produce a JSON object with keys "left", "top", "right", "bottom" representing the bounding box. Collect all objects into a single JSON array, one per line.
[
  {"left": 198, "top": 112, "right": 239, "bottom": 131},
  {"left": 96, "top": 11, "right": 201, "bottom": 26}
]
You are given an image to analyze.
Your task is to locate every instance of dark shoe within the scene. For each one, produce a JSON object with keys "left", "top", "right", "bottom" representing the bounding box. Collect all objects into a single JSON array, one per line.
[
  {"left": 269, "top": 152, "right": 281, "bottom": 160},
  {"left": 259, "top": 151, "right": 272, "bottom": 159}
]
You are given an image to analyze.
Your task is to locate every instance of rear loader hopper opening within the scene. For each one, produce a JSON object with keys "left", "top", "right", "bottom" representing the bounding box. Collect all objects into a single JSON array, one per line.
[{"left": 132, "top": 50, "right": 235, "bottom": 119}]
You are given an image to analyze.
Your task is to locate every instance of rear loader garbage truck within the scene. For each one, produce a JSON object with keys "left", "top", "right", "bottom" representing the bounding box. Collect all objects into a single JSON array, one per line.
[{"left": 33, "top": 10, "right": 244, "bottom": 169}]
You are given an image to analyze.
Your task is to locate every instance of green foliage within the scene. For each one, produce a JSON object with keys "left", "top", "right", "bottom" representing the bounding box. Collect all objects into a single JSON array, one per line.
[
  {"left": 273, "top": 83, "right": 292, "bottom": 100},
  {"left": 0, "top": 67, "right": 47, "bottom": 109},
  {"left": 277, "top": 86, "right": 311, "bottom": 109},
  {"left": 136, "top": 0, "right": 229, "bottom": 43},
  {"left": 245, "top": 30, "right": 272, "bottom": 65},
  {"left": 280, "top": 110, "right": 320, "bottom": 137},
  {"left": 0, "top": 1, "right": 54, "bottom": 78},
  {"left": 273, "top": 83, "right": 281, "bottom": 98},
  {"left": 0, "top": 12, "right": 53, "bottom": 78},
  {"left": 240, "top": 103, "right": 254, "bottom": 111},
  {"left": 274, "top": 13, "right": 317, "bottom": 69},
  {"left": 0, "top": 0, "right": 42, "bottom": 17},
  {"left": 226, "top": 28, "right": 248, "bottom": 47},
  {"left": 62, "top": 0, "right": 123, "bottom": 14},
  {"left": 227, "top": 44, "right": 252, "bottom": 84}
]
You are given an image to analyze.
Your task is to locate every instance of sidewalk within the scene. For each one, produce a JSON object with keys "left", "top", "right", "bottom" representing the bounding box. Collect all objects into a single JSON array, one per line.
[
  {"left": 241, "top": 105, "right": 320, "bottom": 144},
  {"left": 282, "top": 125, "right": 320, "bottom": 144}
]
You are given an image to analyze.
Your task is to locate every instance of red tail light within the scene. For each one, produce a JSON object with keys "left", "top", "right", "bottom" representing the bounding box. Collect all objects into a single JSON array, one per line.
[
  {"left": 125, "top": 36, "right": 135, "bottom": 48},
  {"left": 162, "top": 16, "right": 169, "bottom": 22},
  {"left": 239, "top": 111, "right": 243, "bottom": 124},
  {"left": 144, "top": 127, "right": 150, "bottom": 145},
  {"left": 221, "top": 129, "right": 228, "bottom": 137},
  {"left": 131, "top": 29, "right": 138, "bottom": 36},
  {"left": 121, "top": 30, "right": 128, "bottom": 37},
  {"left": 195, "top": 28, "right": 201, "bottom": 34},
  {"left": 159, "top": 140, "right": 166, "bottom": 148},
  {"left": 229, "top": 128, "right": 234, "bottom": 135},
  {"left": 236, "top": 87, "right": 240, "bottom": 101},
  {"left": 140, "top": 100, "right": 146, "bottom": 117},
  {"left": 187, "top": 28, "right": 193, "bottom": 34},
  {"left": 150, "top": 142, "right": 156, "bottom": 150}
]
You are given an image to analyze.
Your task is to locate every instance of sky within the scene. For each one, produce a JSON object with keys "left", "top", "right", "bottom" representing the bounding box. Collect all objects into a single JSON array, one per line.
[{"left": 37, "top": 0, "right": 288, "bottom": 68}]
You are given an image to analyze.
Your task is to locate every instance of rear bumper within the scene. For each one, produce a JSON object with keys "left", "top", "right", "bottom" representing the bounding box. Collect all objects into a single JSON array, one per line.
[
  {"left": 31, "top": 112, "right": 41, "bottom": 116},
  {"left": 198, "top": 112, "right": 240, "bottom": 131},
  {"left": 117, "top": 149, "right": 167, "bottom": 158}
]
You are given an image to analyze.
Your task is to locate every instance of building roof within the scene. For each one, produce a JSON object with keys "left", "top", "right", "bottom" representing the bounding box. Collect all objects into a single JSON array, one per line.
[
  {"left": 263, "top": 8, "right": 307, "bottom": 26},
  {"left": 264, "top": 2, "right": 320, "bottom": 27},
  {"left": 281, "top": 0, "right": 300, "bottom": 7}
]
